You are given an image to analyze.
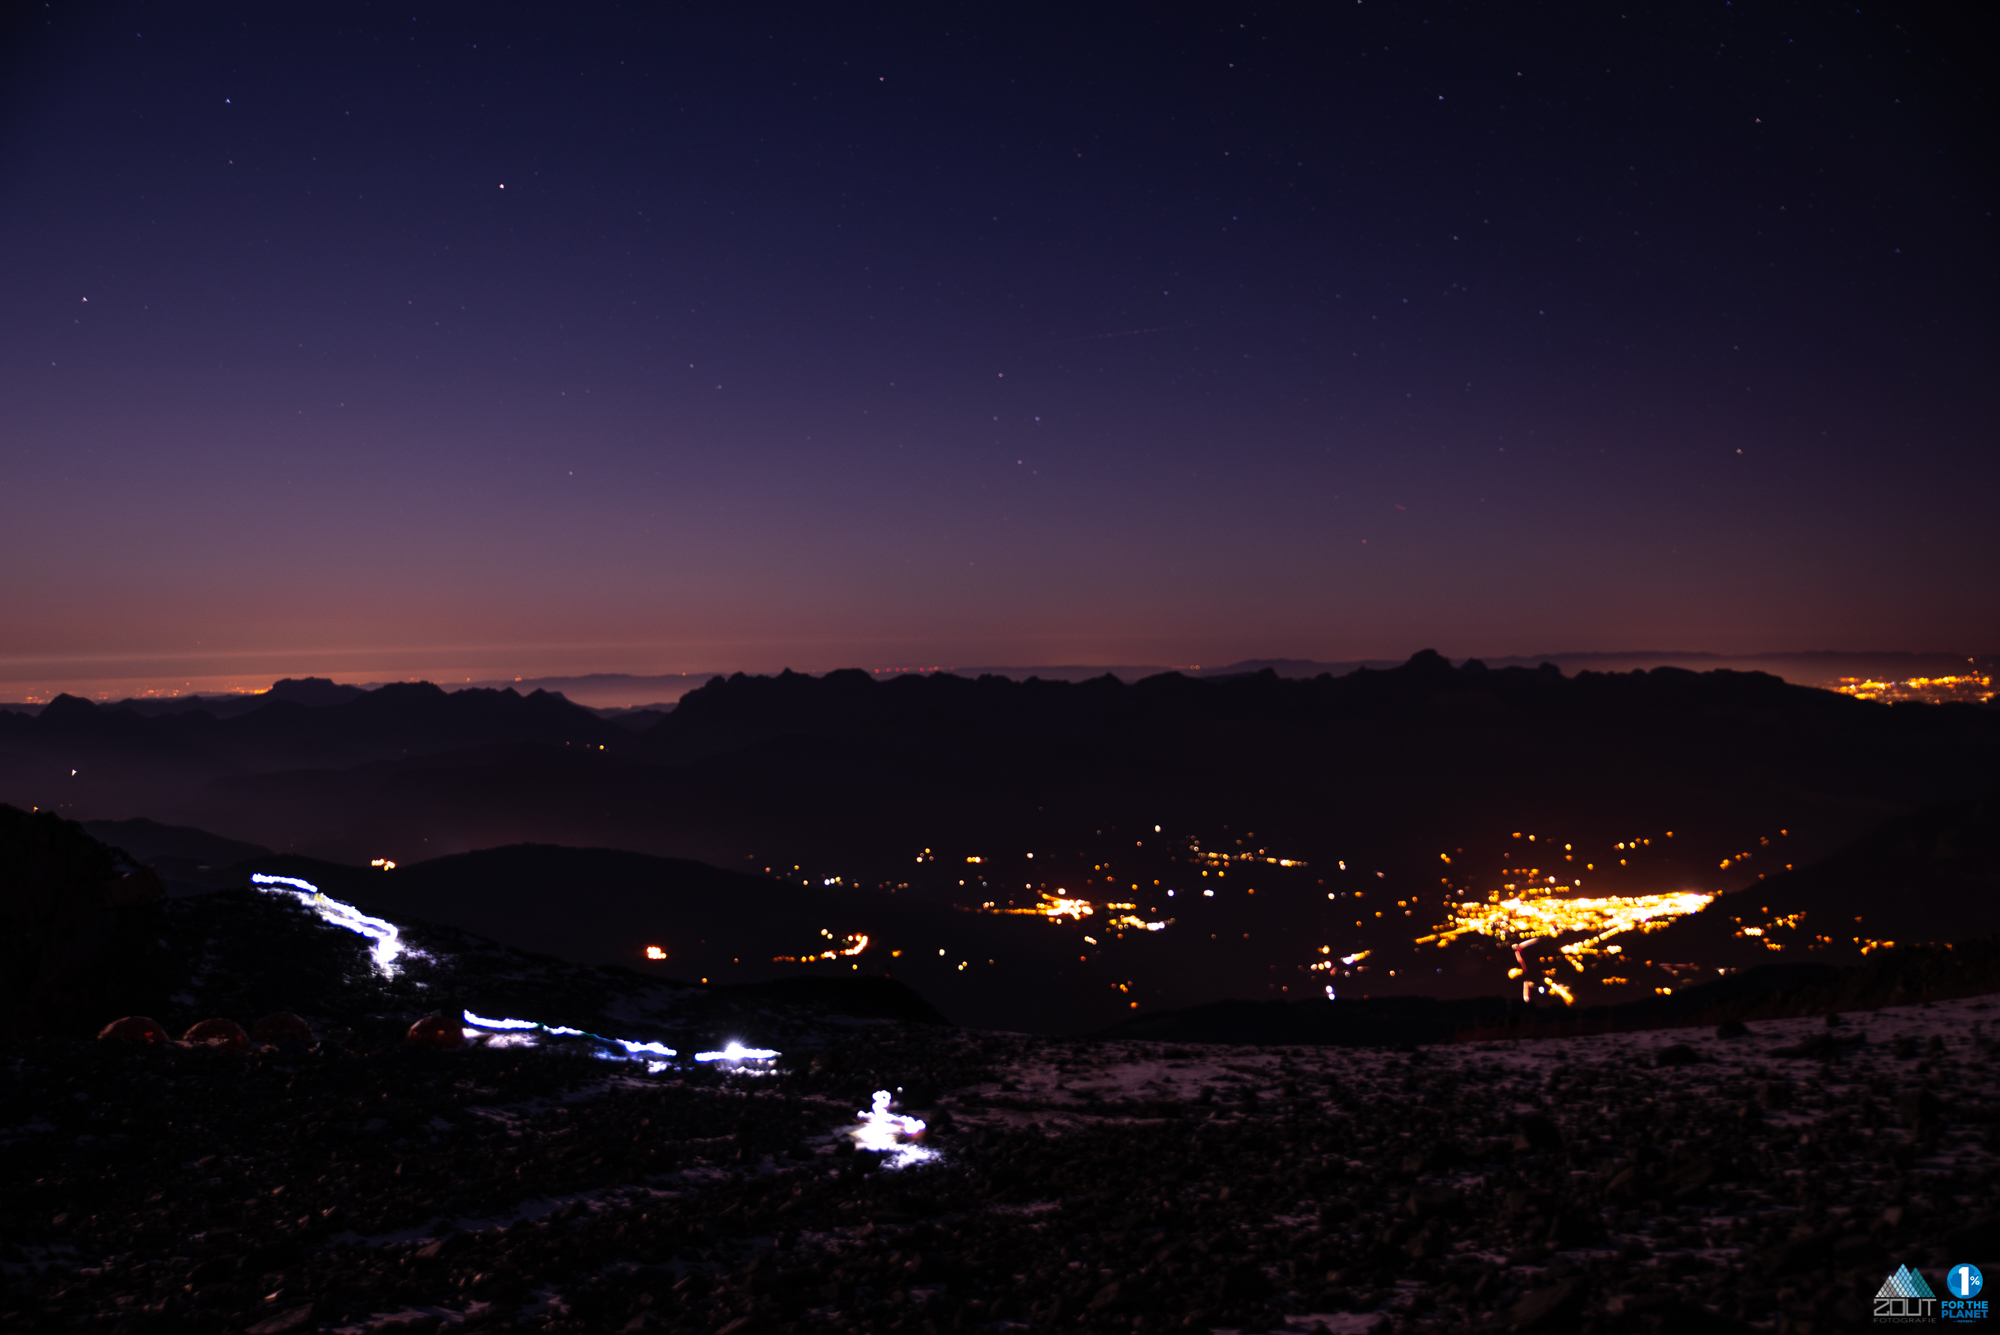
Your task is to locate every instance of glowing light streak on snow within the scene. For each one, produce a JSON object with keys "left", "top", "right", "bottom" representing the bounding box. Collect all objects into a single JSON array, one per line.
[
  {"left": 850, "top": 1089, "right": 937, "bottom": 1168},
  {"left": 463, "top": 1011, "right": 537, "bottom": 1030},
  {"left": 240, "top": 880, "right": 686, "bottom": 1065},
  {"left": 476, "top": 1031, "right": 539, "bottom": 1049},
  {"left": 695, "top": 1041, "right": 779, "bottom": 1064},
  {"left": 459, "top": 1011, "right": 681, "bottom": 1064},
  {"left": 250, "top": 873, "right": 407, "bottom": 975}
]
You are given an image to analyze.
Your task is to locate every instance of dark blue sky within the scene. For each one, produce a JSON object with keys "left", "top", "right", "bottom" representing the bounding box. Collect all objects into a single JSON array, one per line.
[{"left": 3, "top": 2, "right": 1993, "bottom": 695}]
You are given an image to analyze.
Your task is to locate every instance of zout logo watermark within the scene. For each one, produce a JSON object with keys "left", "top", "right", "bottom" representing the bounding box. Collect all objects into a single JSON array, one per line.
[
  {"left": 1877, "top": 1263, "right": 1992, "bottom": 1324},
  {"left": 1877, "top": 1265, "right": 1938, "bottom": 1323}
]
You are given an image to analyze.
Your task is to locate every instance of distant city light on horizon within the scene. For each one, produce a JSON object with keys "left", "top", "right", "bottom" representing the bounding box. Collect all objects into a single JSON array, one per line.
[{"left": 1834, "top": 673, "right": 1993, "bottom": 705}]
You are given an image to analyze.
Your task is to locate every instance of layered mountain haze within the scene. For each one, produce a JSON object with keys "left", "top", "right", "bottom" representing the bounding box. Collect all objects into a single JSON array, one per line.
[{"left": 5, "top": 653, "right": 1998, "bottom": 1032}]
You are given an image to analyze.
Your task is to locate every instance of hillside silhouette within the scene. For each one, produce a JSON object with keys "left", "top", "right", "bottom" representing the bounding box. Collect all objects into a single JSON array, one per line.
[
  {"left": 164, "top": 843, "right": 1105, "bottom": 1031},
  {"left": 1604, "top": 784, "right": 2000, "bottom": 970},
  {"left": 5, "top": 652, "right": 1999, "bottom": 1029}
]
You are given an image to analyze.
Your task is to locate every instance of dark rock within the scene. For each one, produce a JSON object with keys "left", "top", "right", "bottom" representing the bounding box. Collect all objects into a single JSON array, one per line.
[
  {"left": 187, "top": 1255, "right": 241, "bottom": 1285},
  {"left": 1947, "top": 1215, "right": 2000, "bottom": 1260},
  {"left": 1654, "top": 1043, "right": 1700, "bottom": 1067},
  {"left": 1769, "top": 1031, "right": 1863, "bottom": 1059},
  {"left": 1670, "top": 1156, "right": 1723, "bottom": 1196},
  {"left": 1714, "top": 1019, "right": 1750, "bottom": 1039},
  {"left": 1898, "top": 1089, "right": 1944, "bottom": 1126},
  {"left": 1761, "top": 1225, "right": 1840, "bottom": 1276},
  {"left": 1831, "top": 1231, "right": 1884, "bottom": 1269},
  {"left": 1506, "top": 1279, "right": 1581, "bottom": 1331},
  {"left": 1401, "top": 1140, "right": 1466, "bottom": 1175},
  {"left": 1216, "top": 1260, "right": 1272, "bottom": 1301},
  {"left": 1546, "top": 1206, "right": 1602, "bottom": 1248},
  {"left": 1406, "top": 1185, "right": 1463, "bottom": 1220},
  {"left": 1513, "top": 1113, "right": 1562, "bottom": 1152},
  {"left": 244, "top": 1305, "right": 315, "bottom": 1334},
  {"left": 894, "top": 1081, "right": 939, "bottom": 1110},
  {"left": 1611, "top": 1293, "right": 1756, "bottom": 1334}
]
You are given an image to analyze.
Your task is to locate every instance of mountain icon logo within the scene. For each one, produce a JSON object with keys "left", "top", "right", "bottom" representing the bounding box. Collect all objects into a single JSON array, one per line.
[
  {"left": 1878, "top": 1265, "right": 1937, "bottom": 1300},
  {"left": 1875, "top": 1264, "right": 1939, "bottom": 1321}
]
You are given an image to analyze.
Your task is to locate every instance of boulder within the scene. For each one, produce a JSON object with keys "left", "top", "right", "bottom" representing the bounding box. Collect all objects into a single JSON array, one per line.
[
  {"left": 1507, "top": 1279, "right": 1581, "bottom": 1331},
  {"left": 1898, "top": 1088, "right": 1945, "bottom": 1126},
  {"left": 1513, "top": 1112, "right": 1562, "bottom": 1152}
]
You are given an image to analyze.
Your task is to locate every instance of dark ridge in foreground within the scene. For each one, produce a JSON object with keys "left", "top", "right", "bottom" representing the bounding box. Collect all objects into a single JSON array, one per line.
[
  {"left": 1633, "top": 783, "right": 2000, "bottom": 968},
  {"left": 1459, "top": 937, "right": 2000, "bottom": 1042},
  {"left": 0, "top": 803, "right": 945, "bottom": 1045},
  {"left": 712, "top": 975, "right": 949, "bottom": 1025},
  {"left": 1099, "top": 994, "right": 1519, "bottom": 1046},
  {"left": 1104, "top": 945, "right": 2000, "bottom": 1046}
]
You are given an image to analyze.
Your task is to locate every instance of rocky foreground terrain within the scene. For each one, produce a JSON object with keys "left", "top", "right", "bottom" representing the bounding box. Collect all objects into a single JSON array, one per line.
[
  {"left": 6, "top": 872, "right": 2000, "bottom": 1335},
  {"left": 6, "top": 798, "right": 2000, "bottom": 1335}
]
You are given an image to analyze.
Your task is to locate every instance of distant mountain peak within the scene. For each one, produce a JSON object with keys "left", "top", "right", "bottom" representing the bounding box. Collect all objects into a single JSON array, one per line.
[
  {"left": 39, "top": 693, "right": 102, "bottom": 722},
  {"left": 265, "top": 677, "right": 367, "bottom": 708},
  {"left": 363, "top": 680, "right": 452, "bottom": 703}
]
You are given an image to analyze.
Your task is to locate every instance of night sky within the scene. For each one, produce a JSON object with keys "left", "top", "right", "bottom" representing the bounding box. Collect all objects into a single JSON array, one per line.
[{"left": 3, "top": 3, "right": 1993, "bottom": 695}]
